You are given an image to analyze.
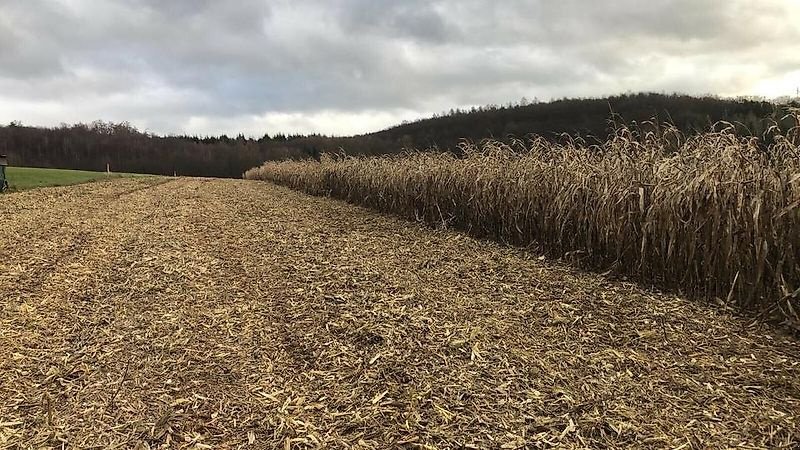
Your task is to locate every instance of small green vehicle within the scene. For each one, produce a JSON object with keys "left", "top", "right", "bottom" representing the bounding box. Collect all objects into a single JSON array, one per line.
[{"left": 0, "top": 154, "right": 8, "bottom": 192}]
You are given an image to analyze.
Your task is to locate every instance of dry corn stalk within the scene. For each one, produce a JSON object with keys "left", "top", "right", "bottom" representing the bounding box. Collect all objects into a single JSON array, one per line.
[{"left": 245, "top": 119, "right": 800, "bottom": 326}]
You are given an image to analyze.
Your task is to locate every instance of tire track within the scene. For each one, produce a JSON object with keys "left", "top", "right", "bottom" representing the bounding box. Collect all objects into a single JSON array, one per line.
[{"left": 0, "top": 177, "right": 172, "bottom": 295}]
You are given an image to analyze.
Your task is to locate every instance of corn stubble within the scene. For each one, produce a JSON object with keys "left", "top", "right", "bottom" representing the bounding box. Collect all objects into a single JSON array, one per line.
[{"left": 245, "top": 121, "right": 800, "bottom": 326}]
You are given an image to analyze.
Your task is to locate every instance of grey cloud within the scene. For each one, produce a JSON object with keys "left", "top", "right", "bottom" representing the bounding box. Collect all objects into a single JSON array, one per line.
[
  {"left": 336, "top": 0, "right": 452, "bottom": 43},
  {"left": 0, "top": 0, "right": 797, "bottom": 135}
]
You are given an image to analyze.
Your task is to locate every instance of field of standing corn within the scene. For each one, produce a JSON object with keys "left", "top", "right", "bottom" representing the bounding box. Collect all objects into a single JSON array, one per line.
[{"left": 245, "top": 122, "right": 800, "bottom": 327}]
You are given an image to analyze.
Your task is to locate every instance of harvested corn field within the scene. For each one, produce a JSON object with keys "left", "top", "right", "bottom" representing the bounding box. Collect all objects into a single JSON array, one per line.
[{"left": 1, "top": 177, "right": 800, "bottom": 448}]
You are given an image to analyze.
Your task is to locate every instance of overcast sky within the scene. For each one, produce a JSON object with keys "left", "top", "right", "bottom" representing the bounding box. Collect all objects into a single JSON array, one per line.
[{"left": 0, "top": 0, "right": 798, "bottom": 136}]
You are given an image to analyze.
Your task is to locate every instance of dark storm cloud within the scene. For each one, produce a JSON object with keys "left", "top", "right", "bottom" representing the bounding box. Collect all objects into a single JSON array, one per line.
[{"left": 0, "top": 0, "right": 797, "bottom": 135}]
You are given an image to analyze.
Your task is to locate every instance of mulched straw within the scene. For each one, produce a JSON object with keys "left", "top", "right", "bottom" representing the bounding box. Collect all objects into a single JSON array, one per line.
[{"left": 1, "top": 177, "right": 799, "bottom": 448}]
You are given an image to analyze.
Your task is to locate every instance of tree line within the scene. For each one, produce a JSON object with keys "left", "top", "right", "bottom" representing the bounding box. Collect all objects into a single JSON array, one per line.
[
  {"left": 0, "top": 121, "right": 323, "bottom": 178},
  {"left": 1, "top": 93, "right": 796, "bottom": 178}
]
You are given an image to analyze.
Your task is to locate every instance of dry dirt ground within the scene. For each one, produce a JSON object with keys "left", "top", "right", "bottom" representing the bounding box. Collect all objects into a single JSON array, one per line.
[{"left": 1, "top": 177, "right": 799, "bottom": 449}]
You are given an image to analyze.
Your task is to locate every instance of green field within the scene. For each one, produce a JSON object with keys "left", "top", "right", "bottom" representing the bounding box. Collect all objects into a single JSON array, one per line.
[{"left": 3, "top": 167, "right": 134, "bottom": 191}]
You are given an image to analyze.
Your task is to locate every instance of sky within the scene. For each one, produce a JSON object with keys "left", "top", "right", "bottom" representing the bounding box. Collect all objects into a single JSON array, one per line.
[{"left": 0, "top": 0, "right": 798, "bottom": 137}]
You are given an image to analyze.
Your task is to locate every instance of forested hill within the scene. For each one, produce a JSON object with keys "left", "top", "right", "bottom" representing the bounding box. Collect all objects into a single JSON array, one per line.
[
  {"left": 1, "top": 93, "right": 795, "bottom": 178},
  {"left": 372, "top": 93, "right": 790, "bottom": 151}
]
